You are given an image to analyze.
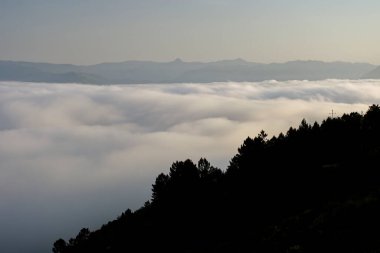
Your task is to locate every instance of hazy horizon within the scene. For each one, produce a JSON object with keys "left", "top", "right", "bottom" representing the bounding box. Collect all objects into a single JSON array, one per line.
[
  {"left": 0, "top": 58, "right": 378, "bottom": 66},
  {"left": 1, "top": 0, "right": 380, "bottom": 65}
]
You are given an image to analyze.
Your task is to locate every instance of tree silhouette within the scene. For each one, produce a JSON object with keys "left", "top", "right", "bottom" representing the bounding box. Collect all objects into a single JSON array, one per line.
[
  {"left": 52, "top": 239, "right": 67, "bottom": 253},
  {"left": 151, "top": 173, "right": 170, "bottom": 204}
]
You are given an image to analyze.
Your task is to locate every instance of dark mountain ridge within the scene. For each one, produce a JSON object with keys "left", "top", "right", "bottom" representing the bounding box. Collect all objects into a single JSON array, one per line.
[
  {"left": 0, "top": 59, "right": 377, "bottom": 84},
  {"left": 53, "top": 104, "right": 380, "bottom": 253}
]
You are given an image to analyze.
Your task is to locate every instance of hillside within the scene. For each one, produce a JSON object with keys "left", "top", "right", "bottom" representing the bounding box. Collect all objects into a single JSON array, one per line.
[
  {"left": 53, "top": 104, "right": 380, "bottom": 253},
  {"left": 0, "top": 60, "right": 377, "bottom": 84},
  {"left": 0, "top": 61, "right": 106, "bottom": 84},
  {"left": 362, "top": 65, "right": 380, "bottom": 79}
]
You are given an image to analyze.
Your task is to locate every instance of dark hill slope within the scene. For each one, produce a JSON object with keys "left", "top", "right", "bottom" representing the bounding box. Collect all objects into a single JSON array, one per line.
[
  {"left": 362, "top": 65, "right": 380, "bottom": 79},
  {"left": 53, "top": 105, "right": 380, "bottom": 253}
]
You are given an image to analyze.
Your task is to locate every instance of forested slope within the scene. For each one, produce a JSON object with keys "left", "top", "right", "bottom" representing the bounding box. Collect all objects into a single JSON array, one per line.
[{"left": 54, "top": 105, "right": 380, "bottom": 253}]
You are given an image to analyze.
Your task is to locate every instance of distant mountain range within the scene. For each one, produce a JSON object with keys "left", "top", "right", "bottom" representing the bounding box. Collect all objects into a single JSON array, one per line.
[{"left": 0, "top": 59, "right": 378, "bottom": 84}]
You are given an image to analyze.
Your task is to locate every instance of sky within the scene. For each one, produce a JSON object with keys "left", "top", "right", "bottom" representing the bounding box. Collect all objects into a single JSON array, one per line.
[
  {"left": 1, "top": 80, "right": 380, "bottom": 253},
  {"left": 0, "top": 0, "right": 380, "bottom": 65}
]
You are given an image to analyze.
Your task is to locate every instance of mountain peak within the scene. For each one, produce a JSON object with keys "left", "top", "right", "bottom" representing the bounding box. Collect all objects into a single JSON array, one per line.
[
  {"left": 232, "top": 58, "right": 247, "bottom": 63},
  {"left": 171, "top": 58, "right": 183, "bottom": 63}
]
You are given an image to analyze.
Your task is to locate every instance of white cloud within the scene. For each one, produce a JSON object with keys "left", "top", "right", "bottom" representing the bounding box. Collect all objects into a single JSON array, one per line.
[{"left": 0, "top": 80, "right": 379, "bottom": 253}]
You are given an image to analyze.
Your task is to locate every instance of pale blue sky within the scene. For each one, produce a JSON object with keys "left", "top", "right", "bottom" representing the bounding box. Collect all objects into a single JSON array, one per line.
[{"left": 0, "top": 0, "right": 379, "bottom": 64}]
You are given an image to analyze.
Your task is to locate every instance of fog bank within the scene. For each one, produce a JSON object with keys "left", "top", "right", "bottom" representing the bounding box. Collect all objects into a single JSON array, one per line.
[{"left": 0, "top": 80, "right": 379, "bottom": 252}]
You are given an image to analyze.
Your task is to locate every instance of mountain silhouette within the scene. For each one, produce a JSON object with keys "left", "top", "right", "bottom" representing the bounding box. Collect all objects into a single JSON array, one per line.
[{"left": 0, "top": 60, "right": 377, "bottom": 84}]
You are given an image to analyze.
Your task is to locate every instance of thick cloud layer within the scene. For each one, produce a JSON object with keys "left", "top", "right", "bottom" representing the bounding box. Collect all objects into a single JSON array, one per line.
[{"left": 1, "top": 80, "right": 380, "bottom": 253}]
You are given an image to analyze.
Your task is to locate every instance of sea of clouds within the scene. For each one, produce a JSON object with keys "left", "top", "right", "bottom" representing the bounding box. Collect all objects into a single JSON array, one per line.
[{"left": 1, "top": 80, "right": 380, "bottom": 253}]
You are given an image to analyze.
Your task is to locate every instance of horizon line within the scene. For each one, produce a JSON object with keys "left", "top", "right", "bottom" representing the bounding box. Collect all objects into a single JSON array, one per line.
[{"left": 0, "top": 58, "right": 377, "bottom": 67}]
